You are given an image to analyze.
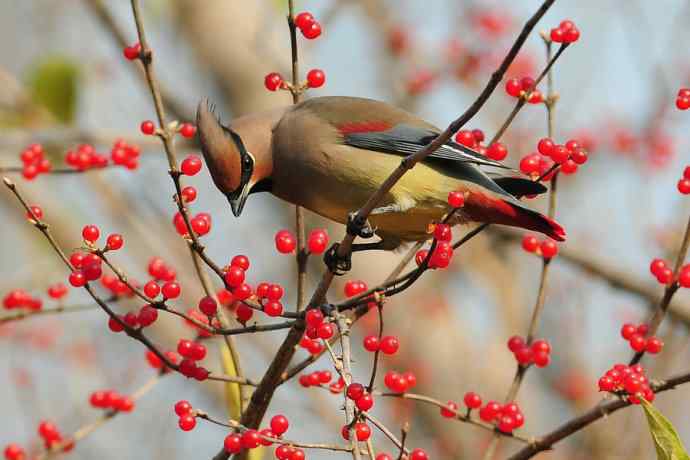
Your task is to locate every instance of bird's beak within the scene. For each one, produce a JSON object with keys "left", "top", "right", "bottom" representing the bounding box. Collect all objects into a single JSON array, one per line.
[{"left": 228, "top": 182, "right": 251, "bottom": 217}]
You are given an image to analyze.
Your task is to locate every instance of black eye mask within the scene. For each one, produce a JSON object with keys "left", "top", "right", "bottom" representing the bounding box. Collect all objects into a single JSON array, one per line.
[{"left": 222, "top": 126, "right": 254, "bottom": 200}]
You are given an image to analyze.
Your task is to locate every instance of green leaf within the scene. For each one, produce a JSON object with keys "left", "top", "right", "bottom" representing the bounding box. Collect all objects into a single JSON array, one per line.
[
  {"left": 26, "top": 56, "right": 79, "bottom": 124},
  {"left": 640, "top": 398, "right": 690, "bottom": 460}
]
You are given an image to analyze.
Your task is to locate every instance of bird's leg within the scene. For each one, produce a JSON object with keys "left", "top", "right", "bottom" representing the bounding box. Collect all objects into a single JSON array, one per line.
[
  {"left": 346, "top": 212, "right": 375, "bottom": 239},
  {"left": 323, "top": 243, "right": 351, "bottom": 275}
]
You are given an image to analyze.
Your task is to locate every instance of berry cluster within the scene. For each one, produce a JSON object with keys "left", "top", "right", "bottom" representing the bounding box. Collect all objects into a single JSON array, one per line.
[
  {"left": 110, "top": 139, "right": 141, "bottom": 169},
  {"left": 415, "top": 227, "right": 455, "bottom": 269},
  {"left": 521, "top": 234, "right": 559, "bottom": 259},
  {"left": 598, "top": 363, "right": 655, "bottom": 403},
  {"left": 478, "top": 400, "right": 525, "bottom": 433},
  {"left": 255, "top": 281, "right": 285, "bottom": 317},
  {"left": 298, "top": 369, "right": 335, "bottom": 388},
  {"left": 454, "top": 129, "right": 509, "bottom": 161},
  {"left": 383, "top": 370, "right": 417, "bottom": 392},
  {"left": 504, "top": 76, "right": 543, "bottom": 103},
  {"left": 294, "top": 11, "right": 322, "bottom": 40},
  {"left": 307, "top": 228, "right": 329, "bottom": 254},
  {"left": 100, "top": 274, "right": 136, "bottom": 298},
  {"left": 37, "top": 420, "right": 71, "bottom": 451},
  {"left": 175, "top": 400, "right": 197, "bottom": 431},
  {"left": 677, "top": 166, "right": 690, "bottom": 195},
  {"left": 89, "top": 389, "right": 135, "bottom": 412},
  {"left": 18, "top": 143, "right": 51, "bottom": 179},
  {"left": 620, "top": 323, "right": 664, "bottom": 354},
  {"left": 649, "top": 258, "right": 690, "bottom": 287},
  {"left": 3, "top": 444, "right": 25, "bottom": 460},
  {"left": 68, "top": 249, "right": 103, "bottom": 288},
  {"left": 145, "top": 349, "right": 179, "bottom": 371},
  {"left": 549, "top": 20, "right": 580, "bottom": 43},
  {"left": 376, "top": 450, "right": 428, "bottom": 460},
  {"left": 177, "top": 339, "right": 210, "bottom": 381},
  {"left": 173, "top": 211, "right": 212, "bottom": 237},
  {"left": 528, "top": 137, "right": 589, "bottom": 176},
  {"left": 676, "top": 88, "right": 690, "bottom": 110},
  {"left": 507, "top": 336, "right": 552, "bottom": 367},
  {"left": 107, "top": 303, "right": 157, "bottom": 333},
  {"left": 65, "top": 144, "right": 109, "bottom": 171},
  {"left": 362, "top": 334, "right": 399, "bottom": 355},
  {"left": 223, "top": 415, "right": 291, "bottom": 456},
  {"left": 346, "top": 382, "right": 375, "bottom": 412},
  {"left": 2, "top": 289, "right": 43, "bottom": 311},
  {"left": 275, "top": 229, "right": 298, "bottom": 254},
  {"left": 341, "top": 422, "right": 372, "bottom": 442},
  {"left": 439, "top": 391, "right": 483, "bottom": 419},
  {"left": 298, "top": 309, "right": 331, "bottom": 355}
]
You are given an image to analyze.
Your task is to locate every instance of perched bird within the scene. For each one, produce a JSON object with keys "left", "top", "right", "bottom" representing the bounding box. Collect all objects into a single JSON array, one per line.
[{"left": 196, "top": 96, "right": 565, "bottom": 255}]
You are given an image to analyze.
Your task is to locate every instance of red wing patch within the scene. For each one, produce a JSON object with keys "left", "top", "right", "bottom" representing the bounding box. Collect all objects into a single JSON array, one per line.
[{"left": 337, "top": 121, "right": 392, "bottom": 135}]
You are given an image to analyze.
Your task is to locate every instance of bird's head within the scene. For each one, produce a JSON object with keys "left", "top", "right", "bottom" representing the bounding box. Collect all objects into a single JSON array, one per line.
[{"left": 196, "top": 100, "right": 278, "bottom": 217}]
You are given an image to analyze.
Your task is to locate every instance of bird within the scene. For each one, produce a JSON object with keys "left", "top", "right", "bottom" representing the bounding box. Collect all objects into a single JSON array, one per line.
[{"left": 196, "top": 96, "right": 565, "bottom": 261}]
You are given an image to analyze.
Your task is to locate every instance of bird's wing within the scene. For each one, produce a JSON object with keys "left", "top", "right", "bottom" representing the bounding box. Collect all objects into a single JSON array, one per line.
[{"left": 342, "top": 124, "right": 513, "bottom": 170}]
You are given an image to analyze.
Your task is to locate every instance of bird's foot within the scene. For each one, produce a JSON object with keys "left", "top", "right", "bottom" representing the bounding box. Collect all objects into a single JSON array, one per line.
[
  {"left": 323, "top": 243, "right": 351, "bottom": 275},
  {"left": 346, "top": 212, "right": 375, "bottom": 239}
]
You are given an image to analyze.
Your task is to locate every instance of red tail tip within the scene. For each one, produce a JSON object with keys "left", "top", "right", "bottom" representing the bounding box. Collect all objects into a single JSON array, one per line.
[{"left": 545, "top": 216, "right": 566, "bottom": 242}]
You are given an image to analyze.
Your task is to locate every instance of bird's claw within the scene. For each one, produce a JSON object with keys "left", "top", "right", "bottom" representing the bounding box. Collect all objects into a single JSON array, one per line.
[
  {"left": 346, "top": 212, "right": 375, "bottom": 239},
  {"left": 323, "top": 243, "right": 351, "bottom": 275}
]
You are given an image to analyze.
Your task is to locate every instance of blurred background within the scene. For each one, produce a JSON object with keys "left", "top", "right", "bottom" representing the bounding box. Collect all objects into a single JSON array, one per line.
[{"left": 2, "top": 0, "right": 690, "bottom": 459}]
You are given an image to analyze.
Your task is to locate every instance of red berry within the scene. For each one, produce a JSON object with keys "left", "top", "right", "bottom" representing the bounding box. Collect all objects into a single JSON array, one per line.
[
  {"left": 69, "top": 271, "right": 86, "bottom": 287},
  {"left": 241, "top": 429, "right": 261, "bottom": 449},
  {"left": 629, "top": 334, "right": 647, "bottom": 352},
  {"left": 305, "top": 309, "right": 324, "bottom": 328},
  {"left": 47, "top": 283, "right": 68, "bottom": 300},
  {"left": 140, "top": 120, "right": 155, "bottom": 135},
  {"left": 650, "top": 258, "right": 667, "bottom": 276},
  {"left": 346, "top": 383, "right": 365, "bottom": 401},
  {"left": 656, "top": 267, "right": 674, "bottom": 285},
  {"left": 138, "top": 305, "right": 158, "bottom": 327},
  {"left": 679, "top": 266, "right": 690, "bottom": 288},
  {"left": 379, "top": 335, "right": 400, "bottom": 355},
  {"left": 354, "top": 422, "right": 371, "bottom": 441},
  {"left": 224, "top": 266, "right": 246, "bottom": 288},
  {"left": 174, "top": 400, "right": 193, "bottom": 416},
  {"left": 550, "top": 27, "right": 564, "bottom": 43},
  {"left": 294, "top": 12, "right": 315, "bottom": 30},
  {"left": 363, "top": 335, "right": 380, "bottom": 352},
  {"left": 514, "top": 346, "right": 533, "bottom": 365},
  {"left": 678, "top": 178, "right": 690, "bottom": 195},
  {"left": 455, "top": 130, "right": 476, "bottom": 148},
  {"left": 440, "top": 401, "right": 458, "bottom": 418},
  {"left": 479, "top": 401, "right": 501, "bottom": 421},
  {"left": 384, "top": 371, "right": 408, "bottom": 393},
  {"left": 179, "top": 123, "right": 196, "bottom": 138},
  {"left": 181, "top": 155, "right": 202, "bottom": 176},
  {"left": 106, "top": 233, "right": 124, "bottom": 250},
  {"left": 505, "top": 78, "right": 521, "bottom": 97},
  {"left": 676, "top": 96, "right": 690, "bottom": 110},
  {"left": 598, "top": 375, "right": 615, "bottom": 392},
  {"left": 563, "top": 26, "right": 580, "bottom": 43},
  {"left": 570, "top": 147, "right": 588, "bottom": 164},
  {"left": 447, "top": 191, "right": 465, "bottom": 208},
  {"left": 463, "top": 391, "right": 482, "bottom": 409},
  {"left": 531, "top": 339, "right": 551, "bottom": 354},
  {"left": 224, "top": 434, "right": 242, "bottom": 454},
  {"left": 533, "top": 351, "right": 550, "bottom": 367},
  {"left": 549, "top": 145, "right": 569, "bottom": 164},
  {"left": 264, "top": 300, "right": 283, "bottom": 317},
  {"left": 269, "top": 415, "right": 289, "bottom": 436},
  {"left": 528, "top": 90, "right": 543, "bottom": 104},
  {"left": 561, "top": 159, "right": 578, "bottom": 175},
  {"left": 519, "top": 153, "right": 541, "bottom": 175},
  {"left": 108, "top": 315, "right": 125, "bottom": 332},
  {"left": 82, "top": 225, "right": 100, "bottom": 242},
  {"left": 26, "top": 205, "right": 43, "bottom": 221},
  {"left": 356, "top": 393, "right": 374, "bottom": 411},
  {"left": 275, "top": 229, "right": 297, "bottom": 253},
  {"left": 143, "top": 281, "right": 160, "bottom": 299},
  {"left": 306, "top": 69, "right": 326, "bottom": 88},
  {"left": 317, "top": 322, "right": 334, "bottom": 339},
  {"left": 264, "top": 73, "right": 284, "bottom": 92},
  {"left": 178, "top": 415, "right": 196, "bottom": 431},
  {"left": 198, "top": 296, "right": 217, "bottom": 316},
  {"left": 621, "top": 323, "right": 637, "bottom": 340},
  {"left": 308, "top": 229, "right": 329, "bottom": 254},
  {"left": 123, "top": 43, "right": 141, "bottom": 60},
  {"left": 181, "top": 186, "right": 197, "bottom": 203},
  {"left": 486, "top": 142, "right": 508, "bottom": 161},
  {"left": 521, "top": 234, "right": 539, "bottom": 253},
  {"left": 646, "top": 336, "right": 664, "bottom": 354},
  {"left": 267, "top": 284, "right": 284, "bottom": 301},
  {"left": 233, "top": 283, "right": 253, "bottom": 301},
  {"left": 507, "top": 335, "right": 525, "bottom": 352},
  {"left": 344, "top": 280, "right": 367, "bottom": 297},
  {"left": 301, "top": 21, "right": 322, "bottom": 39},
  {"left": 537, "top": 138, "right": 555, "bottom": 156},
  {"left": 410, "top": 449, "right": 428, "bottom": 460},
  {"left": 540, "top": 240, "right": 558, "bottom": 259},
  {"left": 162, "top": 281, "right": 181, "bottom": 299},
  {"left": 498, "top": 415, "right": 516, "bottom": 433}
]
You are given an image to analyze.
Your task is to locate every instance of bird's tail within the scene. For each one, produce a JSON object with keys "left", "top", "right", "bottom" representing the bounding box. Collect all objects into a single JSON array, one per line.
[
  {"left": 506, "top": 202, "right": 566, "bottom": 241},
  {"left": 464, "top": 193, "right": 566, "bottom": 241}
]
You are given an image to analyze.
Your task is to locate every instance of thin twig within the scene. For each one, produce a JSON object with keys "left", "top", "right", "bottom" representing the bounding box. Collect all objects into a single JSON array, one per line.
[{"left": 0, "top": 302, "right": 100, "bottom": 324}]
